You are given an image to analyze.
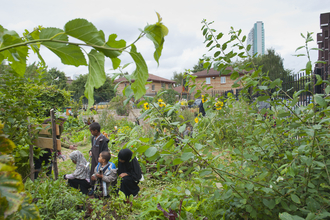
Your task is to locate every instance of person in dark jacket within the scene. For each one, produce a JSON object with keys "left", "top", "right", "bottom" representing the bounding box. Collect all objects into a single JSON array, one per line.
[
  {"left": 117, "top": 148, "right": 142, "bottom": 197},
  {"left": 199, "top": 100, "right": 206, "bottom": 116},
  {"left": 88, "top": 122, "right": 109, "bottom": 195}
]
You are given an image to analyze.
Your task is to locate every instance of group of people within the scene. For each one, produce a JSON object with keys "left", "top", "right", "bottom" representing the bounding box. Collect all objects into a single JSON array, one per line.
[{"left": 63, "top": 122, "right": 142, "bottom": 198}]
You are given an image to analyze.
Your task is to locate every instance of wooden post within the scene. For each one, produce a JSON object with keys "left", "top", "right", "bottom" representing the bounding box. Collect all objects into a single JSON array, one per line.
[
  {"left": 50, "top": 109, "right": 58, "bottom": 180},
  {"left": 28, "top": 118, "right": 35, "bottom": 182}
]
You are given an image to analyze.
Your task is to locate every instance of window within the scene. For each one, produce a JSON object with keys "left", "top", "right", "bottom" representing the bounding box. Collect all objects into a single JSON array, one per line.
[
  {"left": 152, "top": 84, "right": 155, "bottom": 91},
  {"left": 205, "top": 77, "right": 211, "bottom": 84},
  {"left": 161, "top": 83, "right": 165, "bottom": 88},
  {"left": 168, "top": 84, "right": 172, "bottom": 89},
  {"left": 221, "top": 76, "right": 226, "bottom": 84},
  {"left": 124, "top": 83, "right": 127, "bottom": 87}
]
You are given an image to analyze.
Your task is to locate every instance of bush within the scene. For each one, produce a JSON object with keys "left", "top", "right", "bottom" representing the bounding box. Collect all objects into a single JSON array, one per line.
[{"left": 25, "top": 178, "right": 87, "bottom": 220}]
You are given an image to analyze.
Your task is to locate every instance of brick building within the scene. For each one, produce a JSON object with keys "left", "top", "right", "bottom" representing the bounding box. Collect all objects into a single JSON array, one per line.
[
  {"left": 191, "top": 67, "right": 247, "bottom": 91},
  {"left": 315, "top": 12, "right": 330, "bottom": 75},
  {"left": 114, "top": 73, "right": 175, "bottom": 96}
]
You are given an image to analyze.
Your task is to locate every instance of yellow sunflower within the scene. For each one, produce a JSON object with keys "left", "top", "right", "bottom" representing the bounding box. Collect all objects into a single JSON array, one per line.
[
  {"left": 144, "top": 102, "right": 149, "bottom": 110},
  {"left": 202, "top": 95, "right": 207, "bottom": 103},
  {"left": 215, "top": 101, "right": 224, "bottom": 110},
  {"left": 194, "top": 117, "right": 199, "bottom": 123}
]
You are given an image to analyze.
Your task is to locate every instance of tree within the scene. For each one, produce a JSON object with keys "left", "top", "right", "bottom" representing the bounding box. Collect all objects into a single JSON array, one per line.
[
  {"left": 249, "top": 48, "right": 292, "bottom": 81},
  {"left": 171, "top": 71, "right": 184, "bottom": 87},
  {"left": 43, "top": 67, "right": 68, "bottom": 90},
  {"left": 69, "top": 74, "right": 115, "bottom": 104},
  {"left": 191, "top": 59, "right": 205, "bottom": 73}
]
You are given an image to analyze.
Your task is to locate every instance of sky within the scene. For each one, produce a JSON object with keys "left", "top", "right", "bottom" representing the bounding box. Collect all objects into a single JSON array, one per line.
[{"left": 1, "top": 0, "right": 329, "bottom": 80}]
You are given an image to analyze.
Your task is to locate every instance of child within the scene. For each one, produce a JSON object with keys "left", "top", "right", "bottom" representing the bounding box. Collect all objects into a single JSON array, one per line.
[
  {"left": 64, "top": 150, "right": 90, "bottom": 195},
  {"left": 91, "top": 151, "right": 117, "bottom": 197},
  {"left": 117, "top": 148, "right": 142, "bottom": 197},
  {"left": 88, "top": 122, "right": 109, "bottom": 195}
]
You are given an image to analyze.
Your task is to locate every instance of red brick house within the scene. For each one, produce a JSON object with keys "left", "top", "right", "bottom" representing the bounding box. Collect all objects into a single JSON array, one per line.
[
  {"left": 114, "top": 73, "right": 175, "bottom": 96},
  {"left": 191, "top": 67, "right": 248, "bottom": 91}
]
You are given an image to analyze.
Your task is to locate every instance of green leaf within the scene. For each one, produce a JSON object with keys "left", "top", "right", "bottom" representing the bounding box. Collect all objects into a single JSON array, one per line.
[
  {"left": 0, "top": 171, "right": 24, "bottom": 217},
  {"left": 290, "top": 194, "right": 301, "bottom": 204},
  {"left": 137, "top": 145, "right": 149, "bottom": 153},
  {"left": 16, "top": 194, "right": 41, "bottom": 220},
  {"left": 130, "top": 44, "right": 148, "bottom": 100},
  {"left": 106, "top": 34, "right": 126, "bottom": 69},
  {"left": 230, "top": 71, "right": 239, "bottom": 80},
  {"left": 263, "top": 199, "right": 276, "bottom": 209},
  {"left": 85, "top": 49, "right": 106, "bottom": 107},
  {"left": 143, "top": 13, "right": 168, "bottom": 65},
  {"left": 179, "top": 124, "right": 186, "bottom": 133},
  {"left": 173, "top": 158, "right": 183, "bottom": 165},
  {"left": 306, "top": 61, "right": 312, "bottom": 75},
  {"left": 216, "top": 33, "right": 223, "bottom": 39},
  {"left": 314, "top": 94, "right": 327, "bottom": 107},
  {"left": 181, "top": 152, "right": 194, "bottom": 161},
  {"left": 269, "top": 78, "right": 282, "bottom": 89},
  {"left": 279, "top": 212, "right": 304, "bottom": 220},
  {"left": 325, "top": 85, "right": 330, "bottom": 95},
  {"left": 64, "top": 18, "right": 120, "bottom": 59},
  {"left": 145, "top": 147, "right": 157, "bottom": 157},
  {"left": 163, "top": 139, "right": 175, "bottom": 150},
  {"left": 40, "top": 28, "right": 87, "bottom": 67}
]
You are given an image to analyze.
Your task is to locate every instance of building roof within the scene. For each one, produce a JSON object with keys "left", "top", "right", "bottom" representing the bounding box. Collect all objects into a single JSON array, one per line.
[
  {"left": 191, "top": 67, "right": 248, "bottom": 78},
  {"left": 114, "top": 73, "right": 175, "bottom": 83}
]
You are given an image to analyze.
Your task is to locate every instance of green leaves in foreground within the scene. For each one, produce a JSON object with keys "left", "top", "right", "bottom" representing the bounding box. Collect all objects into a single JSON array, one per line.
[
  {"left": 144, "top": 12, "right": 169, "bottom": 65},
  {"left": 85, "top": 49, "right": 106, "bottom": 105},
  {"left": 0, "top": 12, "right": 168, "bottom": 106}
]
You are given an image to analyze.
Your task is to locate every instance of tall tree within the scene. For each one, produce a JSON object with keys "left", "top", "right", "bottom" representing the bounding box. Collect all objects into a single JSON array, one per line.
[
  {"left": 250, "top": 48, "right": 292, "bottom": 81},
  {"left": 43, "top": 67, "right": 68, "bottom": 90},
  {"left": 171, "top": 71, "right": 184, "bottom": 87},
  {"left": 69, "top": 74, "right": 115, "bottom": 104},
  {"left": 191, "top": 59, "right": 205, "bottom": 73}
]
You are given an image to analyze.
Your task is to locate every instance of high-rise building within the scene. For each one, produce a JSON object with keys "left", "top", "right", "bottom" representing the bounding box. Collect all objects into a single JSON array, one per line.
[{"left": 247, "top": 21, "right": 265, "bottom": 57}]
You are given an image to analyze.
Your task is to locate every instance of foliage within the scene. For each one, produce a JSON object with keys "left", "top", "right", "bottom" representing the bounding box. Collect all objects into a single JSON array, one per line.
[
  {"left": 43, "top": 67, "right": 68, "bottom": 90},
  {"left": 109, "top": 95, "right": 131, "bottom": 116},
  {"left": 24, "top": 177, "right": 86, "bottom": 220},
  {"left": 242, "top": 48, "right": 293, "bottom": 82},
  {"left": 0, "top": 123, "right": 40, "bottom": 219},
  {"left": 191, "top": 59, "right": 205, "bottom": 73},
  {"left": 0, "top": 13, "right": 168, "bottom": 107},
  {"left": 157, "top": 88, "right": 179, "bottom": 105},
  {"left": 171, "top": 71, "right": 184, "bottom": 86},
  {"left": 69, "top": 74, "right": 115, "bottom": 104}
]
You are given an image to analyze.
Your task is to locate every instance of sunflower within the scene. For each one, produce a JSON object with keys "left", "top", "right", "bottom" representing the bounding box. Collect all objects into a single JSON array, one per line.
[
  {"left": 215, "top": 101, "right": 224, "bottom": 110},
  {"left": 194, "top": 117, "right": 199, "bottom": 123},
  {"left": 158, "top": 98, "right": 163, "bottom": 103},
  {"left": 202, "top": 95, "right": 207, "bottom": 103},
  {"left": 144, "top": 102, "right": 149, "bottom": 110},
  {"left": 158, "top": 99, "right": 166, "bottom": 107}
]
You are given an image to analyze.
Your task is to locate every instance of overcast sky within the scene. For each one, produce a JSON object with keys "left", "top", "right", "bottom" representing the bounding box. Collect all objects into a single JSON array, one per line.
[{"left": 1, "top": 0, "right": 329, "bottom": 80}]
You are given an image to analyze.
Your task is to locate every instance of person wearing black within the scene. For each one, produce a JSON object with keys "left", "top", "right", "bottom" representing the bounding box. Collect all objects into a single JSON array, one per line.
[
  {"left": 88, "top": 122, "right": 109, "bottom": 195},
  {"left": 117, "top": 148, "right": 142, "bottom": 197},
  {"left": 199, "top": 100, "right": 206, "bottom": 116}
]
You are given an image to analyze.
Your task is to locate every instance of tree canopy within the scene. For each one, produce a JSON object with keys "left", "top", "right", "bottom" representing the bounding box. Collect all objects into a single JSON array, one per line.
[{"left": 69, "top": 74, "right": 115, "bottom": 104}]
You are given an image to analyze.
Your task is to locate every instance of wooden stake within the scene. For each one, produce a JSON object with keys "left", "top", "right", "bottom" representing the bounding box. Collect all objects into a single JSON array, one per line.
[
  {"left": 28, "top": 117, "right": 35, "bottom": 182},
  {"left": 50, "top": 109, "right": 58, "bottom": 180}
]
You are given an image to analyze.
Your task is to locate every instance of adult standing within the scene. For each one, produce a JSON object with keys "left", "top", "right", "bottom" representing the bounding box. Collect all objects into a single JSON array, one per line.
[{"left": 117, "top": 148, "right": 142, "bottom": 197}]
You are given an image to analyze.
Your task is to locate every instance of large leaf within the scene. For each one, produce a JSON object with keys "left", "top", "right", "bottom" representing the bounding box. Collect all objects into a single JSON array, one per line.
[
  {"left": 64, "top": 18, "right": 121, "bottom": 59},
  {"left": 129, "top": 44, "right": 148, "bottom": 99},
  {"left": 39, "top": 28, "right": 87, "bottom": 66},
  {"left": 0, "top": 171, "right": 24, "bottom": 217},
  {"left": 15, "top": 194, "right": 40, "bottom": 220},
  {"left": 85, "top": 49, "right": 106, "bottom": 107},
  {"left": 0, "top": 27, "right": 28, "bottom": 76},
  {"left": 143, "top": 12, "right": 168, "bottom": 65}
]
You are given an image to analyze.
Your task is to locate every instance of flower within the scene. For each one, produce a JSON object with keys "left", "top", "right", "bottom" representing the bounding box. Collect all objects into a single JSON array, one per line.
[
  {"left": 215, "top": 101, "right": 224, "bottom": 110},
  {"left": 158, "top": 99, "right": 163, "bottom": 103},
  {"left": 195, "top": 117, "right": 199, "bottom": 123},
  {"left": 202, "top": 95, "right": 207, "bottom": 103},
  {"left": 158, "top": 99, "right": 166, "bottom": 107},
  {"left": 144, "top": 102, "right": 149, "bottom": 110}
]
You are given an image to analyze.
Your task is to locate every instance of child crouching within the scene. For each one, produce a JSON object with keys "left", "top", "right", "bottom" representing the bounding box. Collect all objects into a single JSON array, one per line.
[{"left": 91, "top": 151, "right": 117, "bottom": 197}]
